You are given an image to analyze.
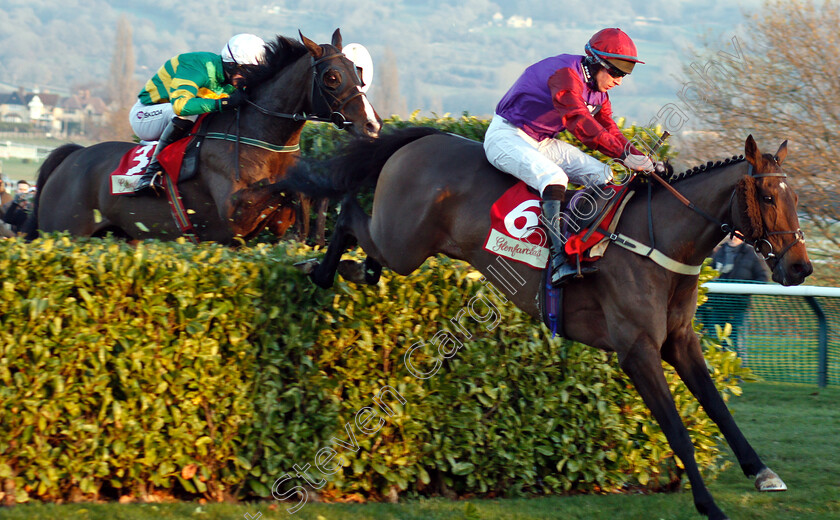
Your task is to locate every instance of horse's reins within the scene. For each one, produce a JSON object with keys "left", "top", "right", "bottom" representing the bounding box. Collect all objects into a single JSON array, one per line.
[
  {"left": 581, "top": 131, "right": 672, "bottom": 244},
  {"left": 646, "top": 158, "right": 804, "bottom": 267},
  {"left": 224, "top": 48, "right": 364, "bottom": 182}
]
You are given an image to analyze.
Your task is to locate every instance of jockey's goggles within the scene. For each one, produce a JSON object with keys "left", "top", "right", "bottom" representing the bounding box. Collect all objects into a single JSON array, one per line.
[{"left": 604, "top": 63, "right": 628, "bottom": 78}]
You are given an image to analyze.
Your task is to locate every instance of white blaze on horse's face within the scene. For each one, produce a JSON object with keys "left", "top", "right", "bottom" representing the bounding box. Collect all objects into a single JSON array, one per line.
[
  {"left": 360, "top": 95, "right": 380, "bottom": 135},
  {"left": 342, "top": 42, "right": 379, "bottom": 137}
]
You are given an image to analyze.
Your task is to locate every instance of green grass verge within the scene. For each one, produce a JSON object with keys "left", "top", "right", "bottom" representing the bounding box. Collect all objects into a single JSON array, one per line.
[
  {"left": 1, "top": 382, "right": 837, "bottom": 519},
  {"left": 0, "top": 158, "right": 40, "bottom": 182},
  {"left": 0, "top": 136, "right": 96, "bottom": 182}
]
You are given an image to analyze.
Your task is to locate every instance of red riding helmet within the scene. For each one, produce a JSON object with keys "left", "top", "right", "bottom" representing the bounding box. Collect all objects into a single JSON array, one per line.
[{"left": 585, "top": 28, "right": 644, "bottom": 75}]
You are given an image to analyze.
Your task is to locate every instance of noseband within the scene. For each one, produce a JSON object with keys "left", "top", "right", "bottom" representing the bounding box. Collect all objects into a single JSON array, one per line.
[{"left": 244, "top": 48, "right": 364, "bottom": 129}]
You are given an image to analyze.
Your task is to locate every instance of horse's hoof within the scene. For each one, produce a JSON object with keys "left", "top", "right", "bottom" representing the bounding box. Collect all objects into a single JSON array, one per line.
[
  {"left": 337, "top": 259, "right": 370, "bottom": 285},
  {"left": 755, "top": 467, "right": 787, "bottom": 492},
  {"left": 293, "top": 259, "right": 320, "bottom": 274}
]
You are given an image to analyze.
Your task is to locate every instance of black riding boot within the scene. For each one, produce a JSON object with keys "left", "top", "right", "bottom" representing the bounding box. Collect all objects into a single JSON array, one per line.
[
  {"left": 131, "top": 117, "right": 194, "bottom": 196},
  {"left": 542, "top": 185, "right": 598, "bottom": 287}
]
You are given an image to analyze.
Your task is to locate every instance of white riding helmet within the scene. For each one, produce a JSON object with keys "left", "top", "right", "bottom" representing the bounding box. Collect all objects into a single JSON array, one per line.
[
  {"left": 221, "top": 34, "right": 266, "bottom": 65},
  {"left": 343, "top": 43, "right": 373, "bottom": 93}
]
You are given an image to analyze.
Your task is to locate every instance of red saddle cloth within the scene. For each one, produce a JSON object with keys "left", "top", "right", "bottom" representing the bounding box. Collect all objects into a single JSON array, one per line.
[
  {"left": 108, "top": 115, "right": 206, "bottom": 195},
  {"left": 108, "top": 139, "right": 192, "bottom": 195},
  {"left": 485, "top": 181, "right": 550, "bottom": 269},
  {"left": 485, "top": 181, "right": 628, "bottom": 268}
]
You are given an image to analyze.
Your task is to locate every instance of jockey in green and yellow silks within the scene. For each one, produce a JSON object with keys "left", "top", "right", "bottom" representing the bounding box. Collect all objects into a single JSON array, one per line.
[
  {"left": 128, "top": 33, "right": 266, "bottom": 196},
  {"left": 138, "top": 52, "right": 236, "bottom": 117}
]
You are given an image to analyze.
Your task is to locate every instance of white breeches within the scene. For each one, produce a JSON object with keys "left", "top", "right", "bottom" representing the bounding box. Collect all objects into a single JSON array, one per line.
[
  {"left": 483, "top": 114, "right": 613, "bottom": 195},
  {"left": 129, "top": 101, "right": 197, "bottom": 142}
]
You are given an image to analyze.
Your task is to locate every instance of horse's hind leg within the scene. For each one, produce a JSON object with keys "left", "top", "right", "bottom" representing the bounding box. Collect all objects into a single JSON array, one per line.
[
  {"left": 622, "top": 338, "right": 728, "bottom": 520},
  {"left": 309, "top": 195, "right": 383, "bottom": 288},
  {"left": 662, "top": 328, "right": 786, "bottom": 492}
]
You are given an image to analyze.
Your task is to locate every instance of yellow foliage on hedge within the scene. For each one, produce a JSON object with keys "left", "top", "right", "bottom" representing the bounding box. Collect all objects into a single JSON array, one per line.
[{"left": 0, "top": 236, "right": 749, "bottom": 505}]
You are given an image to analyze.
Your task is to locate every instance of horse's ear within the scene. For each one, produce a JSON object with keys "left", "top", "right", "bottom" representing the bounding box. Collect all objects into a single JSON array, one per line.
[
  {"left": 331, "top": 28, "right": 343, "bottom": 50},
  {"left": 299, "top": 31, "right": 323, "bottom": 58},
  {"left": 744, "top": 134, "right": 760, "bottom": 166},
  {"left": 775, "top": 140, "right": 788, "bottom": 165}
]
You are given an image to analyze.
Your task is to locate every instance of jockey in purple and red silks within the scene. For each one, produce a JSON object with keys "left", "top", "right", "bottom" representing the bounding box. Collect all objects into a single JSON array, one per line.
[{"left": 484, "top": 27, "right": 653, "bottom": 286}]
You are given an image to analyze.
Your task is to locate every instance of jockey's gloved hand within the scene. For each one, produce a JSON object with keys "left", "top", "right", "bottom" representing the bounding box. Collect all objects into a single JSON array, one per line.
[
  {"left": 653, "top": 161, "right": 669, "bottom": 177},
  {"left": 623, "top": 153, "right": 654, "bottom": 173},
  {"left": 217, "top": 89, "right": 247, "bottom": 111}
]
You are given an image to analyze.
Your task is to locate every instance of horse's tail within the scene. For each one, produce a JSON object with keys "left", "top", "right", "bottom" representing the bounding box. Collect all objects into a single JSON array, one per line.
[
  {"left": 274, "top": 126, "right": 443, "bottom": 198},
  {"left": 21, "top": 143, "right": 84, "bottom": 240}
]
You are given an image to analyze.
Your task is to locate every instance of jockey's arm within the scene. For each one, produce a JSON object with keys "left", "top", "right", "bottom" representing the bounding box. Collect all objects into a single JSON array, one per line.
[
  {"left": 169, "top": 84, "right": 222, "bottom": 116},
  {"left": 549, "top": 68, "right": 642, "bottom": 159},
  {"left": 168, "top": 63, "right": 226, "bottom": 116}
]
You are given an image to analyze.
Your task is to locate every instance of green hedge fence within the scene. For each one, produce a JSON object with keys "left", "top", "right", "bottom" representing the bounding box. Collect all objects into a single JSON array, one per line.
[{"left": 0, "top": 236, "right": 748, "bottom": 507}]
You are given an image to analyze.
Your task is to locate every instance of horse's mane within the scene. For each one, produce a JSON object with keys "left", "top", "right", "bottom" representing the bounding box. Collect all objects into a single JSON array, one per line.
[
  {"left": 239, "top": 35, "right": 309, "bottom": 88},
  {"left": 666, "top": 155, "right": 746, "bottom": 184}
]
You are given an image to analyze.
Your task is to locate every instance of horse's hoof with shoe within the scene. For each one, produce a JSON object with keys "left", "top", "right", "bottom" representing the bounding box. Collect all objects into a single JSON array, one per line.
[
  {"left": 337, "top": 259, "right": 373, "bottom": 285},
  {"left": 754, "top": 467, "right": 787, "bottom": 492}
]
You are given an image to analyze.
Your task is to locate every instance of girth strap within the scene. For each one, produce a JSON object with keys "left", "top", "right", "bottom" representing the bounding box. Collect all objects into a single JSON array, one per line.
[
  {"left": 205, "top": 133, "right": 301, "bottom": 153},
  {"left": 605, "top": 231, "right": 702, "bottom": 275},
  {"left": 162, "top": 170, "right": 198, "bottom": 244}
]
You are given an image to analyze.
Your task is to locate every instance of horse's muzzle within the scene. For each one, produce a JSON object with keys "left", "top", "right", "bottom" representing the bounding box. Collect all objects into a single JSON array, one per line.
[
  {"left": 773, "top": 259, "right": 813, "bottom": 286},
  {"left": 363, "top": 119, "right": 381, "bottom": 138}
]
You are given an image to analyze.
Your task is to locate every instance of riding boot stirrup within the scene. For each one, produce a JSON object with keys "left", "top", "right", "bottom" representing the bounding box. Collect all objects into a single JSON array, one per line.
[
  {"left": 132, "top": 171, "right": 164, "bottom": 197},
  {"left": 129, "top": 116, "right": 194, "bottom": 197},
  {"left": 541, "top": 189, "right": 598, "bottom": 287}
]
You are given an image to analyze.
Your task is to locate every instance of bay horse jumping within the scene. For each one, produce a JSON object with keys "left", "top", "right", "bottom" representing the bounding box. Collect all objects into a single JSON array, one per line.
[
  {"left": 305, "top": 128, "right": 812, "bottom": 520},
  {"left": 24, "top": 30, "right": 380, "bottom": 244}
]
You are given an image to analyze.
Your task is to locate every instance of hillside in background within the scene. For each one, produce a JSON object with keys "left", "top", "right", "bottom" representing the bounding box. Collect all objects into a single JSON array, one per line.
[{"left": 0, "top": 0, "right": 763, "bottom": 127}]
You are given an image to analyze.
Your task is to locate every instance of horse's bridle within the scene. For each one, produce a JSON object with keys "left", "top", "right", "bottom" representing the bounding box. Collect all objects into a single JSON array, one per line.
[
  {"left": 308, "top": 52, "right": 366, "bottom": 129},
  {"left": 726, "top": 165, "right": 805, "bottom": 266},
  {"left": 243, "top": 48, "right": 364, "bottom": 129},
  {"left": 648, "top": 162, "right": 805, "bottom": 268}
]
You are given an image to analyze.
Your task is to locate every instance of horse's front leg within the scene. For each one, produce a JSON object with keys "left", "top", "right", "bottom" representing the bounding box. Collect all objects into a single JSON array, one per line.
[
  {"left": 621, "top": 337, "right": 729, "bottom": 520},
  {"left": 309, "top": 195, "right": 382, "bottom": 288},
  {"left": 307, "top": 203, "right": 353, "bottom": 288},
  {"left": 662, "top": 326, "right": 787, "bottom": 492}
]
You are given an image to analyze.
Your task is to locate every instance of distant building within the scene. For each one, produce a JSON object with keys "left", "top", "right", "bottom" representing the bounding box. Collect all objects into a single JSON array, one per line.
[
  {"left": 58, "top": 90, "right": 107, "bottom": 136},
  {"left": 0, "top": 86, "right": 106, "bottom": 137},
  {"left": 0, "top": 89, "right": 29, "bottom": 124}
]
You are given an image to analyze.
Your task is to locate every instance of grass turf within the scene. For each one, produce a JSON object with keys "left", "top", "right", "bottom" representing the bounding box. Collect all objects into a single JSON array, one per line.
[{"left": 1, "top": 382, "right": 837, "bottom": 520}]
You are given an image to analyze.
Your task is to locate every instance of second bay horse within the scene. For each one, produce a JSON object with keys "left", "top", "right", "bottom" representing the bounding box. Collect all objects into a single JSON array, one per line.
[
  {"left": 305, "top": 127, "right": 812, "bottom": 520},
  {"left": 25, "top": 30, "right": 380, "bottom": 244}
]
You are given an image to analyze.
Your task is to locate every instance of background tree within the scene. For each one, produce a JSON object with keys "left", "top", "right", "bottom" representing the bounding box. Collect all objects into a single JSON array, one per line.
[
  {"left": 370, "top": 49, "right": 407, "bottom": 118},
  {"left": 104, "top": 16, "right": 137, "bottom": 141},
  {"left": 679, "top": 0, "right": 840, "bottom": 253}
]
